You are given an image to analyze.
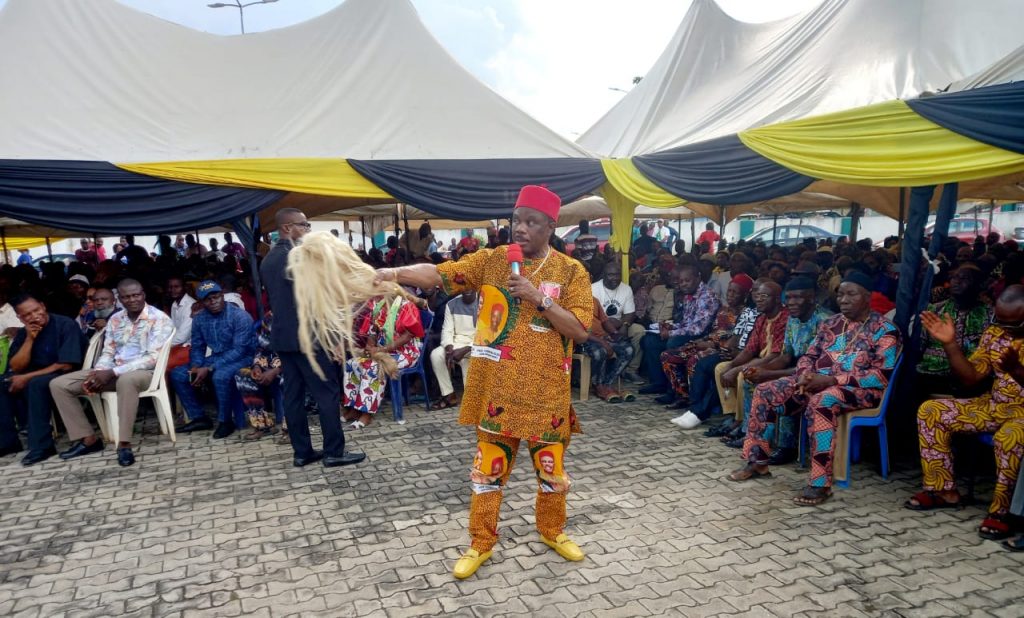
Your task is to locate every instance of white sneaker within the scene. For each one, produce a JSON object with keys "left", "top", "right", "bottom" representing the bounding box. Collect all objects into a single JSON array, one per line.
[
  {"left": 675, "top": 411, "right": 702, "bottom": 430},
  {"left": 670, "top": 413, "right": 690, "bottom": 426}
]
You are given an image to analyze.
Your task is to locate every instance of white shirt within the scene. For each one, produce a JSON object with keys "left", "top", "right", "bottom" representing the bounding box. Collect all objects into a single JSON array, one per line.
[
  {"left": 170, "top": 294, "right": 196, "bottom": 346},
  {"left": 224, "top": 292, "right": 246, "bottom": 312},
  {"left": 440, "top": 297, "right": 478, "bottom": 349},
  {"left": 0, "top": 303, "right": 22, "bottom": 331},
  {"left": 591, "top": 281, "right": 635, "bottom": 319}
]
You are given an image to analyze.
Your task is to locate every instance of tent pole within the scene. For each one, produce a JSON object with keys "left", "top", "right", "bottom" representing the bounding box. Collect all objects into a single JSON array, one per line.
[
  {"left": 719, "top": 208, "right": 726, "bottom": 247},
  {"left": 849, "top": 203, "right": 862, "bottom": 243},
  {"left": 989, "top": 198, "right": 995, "bottom": 232},
  {"left": 772, "top": 214, "right": 779, "bottom": 244},
  {"left": 676, "top": 215, "right": 682, "bottom": 254},
  {"left": 1, "top": 227, "right": 7, "bottom": 265},
  {"left": 46, "top": 237, "right": 53, "bottom": 261},
  {"left": 402, "top": 204, "right": 412, "bottom": 260},
  {"left": 690, "top": 217, "right": 696, "bottom": 252},
  {"left": 898, "top": 188, "right": 906, "bottom": 236},
  {"left": 359, "top": 217, "right": 367, "bottom": 249}
]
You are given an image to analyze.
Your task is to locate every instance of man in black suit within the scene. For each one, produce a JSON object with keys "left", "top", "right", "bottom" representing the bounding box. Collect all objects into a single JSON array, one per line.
[{"left": 260, "top": 208, "right": 365, "bottom": 468}]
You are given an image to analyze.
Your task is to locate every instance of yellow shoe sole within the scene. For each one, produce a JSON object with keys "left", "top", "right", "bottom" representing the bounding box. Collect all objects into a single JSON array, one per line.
[
  {"left": 453, "top": 549, "right": 492, "bottom": 579},
  {"left": 541, "top": 535, "right": 585, "bottom": 562}
]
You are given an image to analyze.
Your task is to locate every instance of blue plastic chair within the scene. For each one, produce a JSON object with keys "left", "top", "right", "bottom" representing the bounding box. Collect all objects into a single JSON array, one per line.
[
  {"left": 799, "top": 354, "right": 903, "bottom": 489},
  {"left": 388, "top": 308, "right": 434, "bottom": 424}
]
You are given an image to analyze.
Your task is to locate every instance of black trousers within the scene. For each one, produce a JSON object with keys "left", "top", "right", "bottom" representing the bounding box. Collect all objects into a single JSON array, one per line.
[
  {"left": 0, "top": 373, "right": 61, "bottom": 455},
  {"left": 277, "top": 350, "right": 345, "bottom": 459}
]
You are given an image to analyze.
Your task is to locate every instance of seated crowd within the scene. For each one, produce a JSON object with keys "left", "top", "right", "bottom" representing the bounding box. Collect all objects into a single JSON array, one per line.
[
  {"left": 1, "top": 221, "right": 1023, "bottom": 550},
  {"left": 577, "top": 225, "right": 1023, "bottom": 547}
]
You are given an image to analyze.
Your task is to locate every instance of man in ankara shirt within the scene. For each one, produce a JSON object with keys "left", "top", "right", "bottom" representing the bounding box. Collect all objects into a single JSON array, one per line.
[
  {"left": 729, "top": 271, "right": 901, "bottom": 506},
  {"left": 172, "top": 281, "right": 255, "bottom": 439},
  {"left": 377, "top": 185, "right": 592, "bottom": 580}
]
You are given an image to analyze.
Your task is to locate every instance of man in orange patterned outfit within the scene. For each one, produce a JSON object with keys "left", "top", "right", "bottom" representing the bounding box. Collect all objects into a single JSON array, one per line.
[
  {"left": 906, "top": 285, "right": 1024, "bottom": 541},
  {"left": 378, "top": 185, "right": 592, "bottom": 579}
]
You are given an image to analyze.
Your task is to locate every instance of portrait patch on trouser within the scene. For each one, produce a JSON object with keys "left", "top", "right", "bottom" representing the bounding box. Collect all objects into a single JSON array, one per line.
[
  {"left": 530, "top": 442, "right": 570, "bottom": 493},
  {"left": 470, "top": 440, "right": 514, "bottom": 494}
]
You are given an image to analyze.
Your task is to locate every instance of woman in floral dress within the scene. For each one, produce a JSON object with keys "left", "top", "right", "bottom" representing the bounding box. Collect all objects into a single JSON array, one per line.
[{"left": 342, "top": 295, "right": 425, "bottom": 428}]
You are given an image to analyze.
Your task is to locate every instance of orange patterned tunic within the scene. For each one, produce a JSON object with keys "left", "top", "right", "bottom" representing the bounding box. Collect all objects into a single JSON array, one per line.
[{"left": 437, "top": 246, "right": 592, "bottom": 443}]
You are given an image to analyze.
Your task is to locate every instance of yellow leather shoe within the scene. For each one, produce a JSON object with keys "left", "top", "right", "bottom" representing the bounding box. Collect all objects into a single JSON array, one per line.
[
  {"left": 453, "top": 548, "right": 492, "bottom": 579},
  {"left": 541, "top": 533, "right": 585, "bottom": 561}
]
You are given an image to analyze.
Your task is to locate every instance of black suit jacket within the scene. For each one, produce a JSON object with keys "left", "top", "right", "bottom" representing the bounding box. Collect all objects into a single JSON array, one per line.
[{"left": 260, "top": 240, "right": 301, "bottom": 353}]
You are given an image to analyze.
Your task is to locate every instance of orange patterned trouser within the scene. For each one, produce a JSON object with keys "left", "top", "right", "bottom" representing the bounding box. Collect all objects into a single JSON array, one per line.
[
  {"left": 918, "top": 395, "right": 1024, "bottom": 515},
  {"left": 468, "top": 429, "right": 571, "bottom": 552}
]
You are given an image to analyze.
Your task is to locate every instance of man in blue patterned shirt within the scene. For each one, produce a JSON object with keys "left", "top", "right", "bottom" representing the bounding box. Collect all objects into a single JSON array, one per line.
[
  {"left": 639, "top": 263, "right": 720, "bottom": 395},
  {"left": 740, "top": 277, "right": 833, "bottom": 464},
  {"left": 172, "top": 281, "right": 255, "bottom": 440}
]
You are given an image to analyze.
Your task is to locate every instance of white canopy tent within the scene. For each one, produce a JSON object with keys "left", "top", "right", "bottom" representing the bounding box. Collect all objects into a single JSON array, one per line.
[
  {"left": 579, "top": 0, "right": 1024, "bottom": 224},
  {"left": 580, "top": 0, "right": 1024, "bottom": 158},
  {"left": 0, "top": 0, "right": 591, "bottom": 163}
]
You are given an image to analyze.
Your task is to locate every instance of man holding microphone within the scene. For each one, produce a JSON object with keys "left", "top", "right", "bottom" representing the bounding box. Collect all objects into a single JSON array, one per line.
[{"left": 377, "top": 185, "right": 592, "bottom": 579}]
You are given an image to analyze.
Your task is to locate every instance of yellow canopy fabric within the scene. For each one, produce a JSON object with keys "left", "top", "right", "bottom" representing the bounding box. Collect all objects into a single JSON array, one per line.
[
  {"left": 600, "top": 159, "right": 684, "bottom": 207},
  {"left": 1, "top": 237, "right": 55, "bottom": 251},
  {"left": 738, "top": 100, "right": 1024, "bottom": 187},
  {"left": 118, "top": 159, "right": 392, "bottom": 199}
]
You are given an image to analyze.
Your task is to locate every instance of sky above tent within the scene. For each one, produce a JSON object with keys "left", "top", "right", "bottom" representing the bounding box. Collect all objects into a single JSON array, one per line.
[{"left": 0, "top": 0, "right": 821, "bottom": 139}]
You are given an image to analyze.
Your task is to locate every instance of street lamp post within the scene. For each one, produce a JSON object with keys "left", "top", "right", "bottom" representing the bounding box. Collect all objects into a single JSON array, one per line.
[{"left": 207, "top": 0, "right": 279, "bottom": 35}]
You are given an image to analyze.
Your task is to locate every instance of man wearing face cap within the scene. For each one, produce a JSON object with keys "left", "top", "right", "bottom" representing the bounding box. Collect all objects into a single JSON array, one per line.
[
  {"left": 378, "top": 185, "right": 592, "bottom": 579},
  {"left": 728, "top": 271, "right": 901, "bottom": 506},
  {"left": 735, "top": 277, "right": 834, "bottom": 465}
]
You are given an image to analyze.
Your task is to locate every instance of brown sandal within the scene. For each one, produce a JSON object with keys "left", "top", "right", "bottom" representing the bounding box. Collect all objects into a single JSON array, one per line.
[
  {"left": 793, "top": 486, "right": 832, "bottom": 506},
  {"left": 430, "top": 396, "right": 458, "bottom": 410},
  {"left": 727, "top": 464, "right": 772, "bottom": 482}
]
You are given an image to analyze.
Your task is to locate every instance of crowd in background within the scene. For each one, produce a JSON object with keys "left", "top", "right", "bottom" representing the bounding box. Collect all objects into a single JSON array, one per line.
[{"left": 1, "top": 215, "right": 1023, "bottom": 548}]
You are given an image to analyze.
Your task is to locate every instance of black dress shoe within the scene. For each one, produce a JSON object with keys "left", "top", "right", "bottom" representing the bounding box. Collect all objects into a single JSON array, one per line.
[
  {"left": 294, "top": 451, "right": 324, "bottom": 467},
  {"left": 21, "top": 447, "right": 57, "bottom": 466},
  {"left": 212, "top": 422, "right": 236, "bottom": 440},
  {"left": 117, "top": 447, "right": 135, "bottom": 467},
  {"left": 638, "top": 385, "right": 666, "bottom": 395},
  {"left": 323, "top": 452, "right": 366, "bottom": 467},
  {"left": 59, "top": 439, "right": 104, "bottom": 460},
  {"left": 176, "top": 417, "right": 214, "bottom": 433},
  {"left": 725, "top": 437, "right": 745, "bottom": 449},
  {"left": 0, "top": 442, "right": 23, "bottom": 457},
  {"left": 666, "top": 400, "right": 690, "bottom": 410},
  {"left": 654, "top": 392, "right": 677, "bottom": 405},
  {"left": 704, "top": 423, "right": 732, "bottom": 438},
  {"left": 767, "top": 448, "right": 798, "bottom": 466}
]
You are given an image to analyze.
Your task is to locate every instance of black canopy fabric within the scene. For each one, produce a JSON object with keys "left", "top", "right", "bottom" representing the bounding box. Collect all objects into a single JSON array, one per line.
[
  {"left": 348, "top": 158, "right": 606, "bottom": 219},
  {"left": 0, "top": 160, "right": 284, "bottom": 235},
  {"left": 631, "top": 134, "right": 815, "bottom": 206},
  {"left": 907, "top": 82, "right": 1024, "bottom": 155}
]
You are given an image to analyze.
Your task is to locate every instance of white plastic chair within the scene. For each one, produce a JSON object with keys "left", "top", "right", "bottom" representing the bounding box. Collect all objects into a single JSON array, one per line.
[
  {"left": 78, "top": 333, "right": 110, "bottom": 440},
  {"left": 99, "top": 329, "right": 177, "bottom": 444}
]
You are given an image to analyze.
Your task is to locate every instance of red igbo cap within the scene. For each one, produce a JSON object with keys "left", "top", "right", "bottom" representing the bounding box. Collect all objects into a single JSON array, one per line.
[{"left": 514, "top": 185, "right": 561, "bottom": 221}]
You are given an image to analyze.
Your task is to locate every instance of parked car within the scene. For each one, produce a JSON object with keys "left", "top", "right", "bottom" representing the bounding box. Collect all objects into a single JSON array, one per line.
[
  {"left": 925, "top": 218, "right": 1003, "bottom": 244},
  {"left": 744, "top": 224, "right": 840, "bottom": 247},
  {"left": 31, "top": 254, "right": 75, "bottom": 269},
  {"left": 560, "top": 219, "right": 611, "bottom": 254}
]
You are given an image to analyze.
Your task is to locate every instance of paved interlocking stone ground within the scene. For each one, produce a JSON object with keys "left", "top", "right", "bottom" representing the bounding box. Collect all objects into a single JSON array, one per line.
[{"left": 0, "top": 397, "right": 1022, "bottom": 617}]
